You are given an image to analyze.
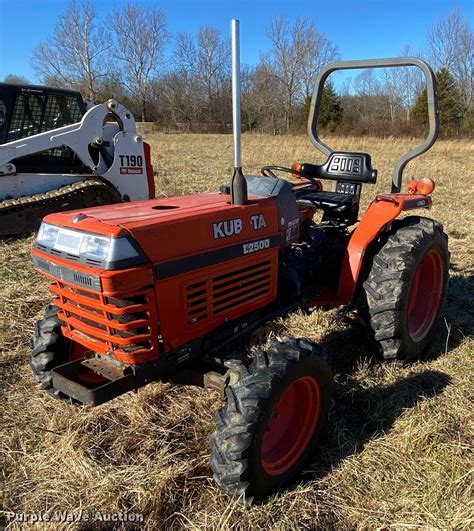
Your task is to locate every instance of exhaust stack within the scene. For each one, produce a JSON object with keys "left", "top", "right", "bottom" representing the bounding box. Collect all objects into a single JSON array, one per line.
[{"left": 230, "top": 19, "right": 248, "bottom": 205}]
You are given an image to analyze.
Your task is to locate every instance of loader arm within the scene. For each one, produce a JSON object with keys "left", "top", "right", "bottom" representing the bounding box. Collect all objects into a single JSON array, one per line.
[{"left": 0, "top": 99, "right": 137, "bottom": 176}]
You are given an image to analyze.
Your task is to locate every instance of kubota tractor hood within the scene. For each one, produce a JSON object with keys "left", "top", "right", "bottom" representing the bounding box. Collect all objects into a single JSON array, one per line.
[{"left": 39, "top": 192, "right": 281, "bottom": 267}]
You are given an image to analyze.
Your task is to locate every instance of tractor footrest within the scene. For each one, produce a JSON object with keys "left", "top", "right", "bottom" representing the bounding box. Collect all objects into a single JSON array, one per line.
[{"left": 51, "top": 357, "right": 136, "bottom": 406}]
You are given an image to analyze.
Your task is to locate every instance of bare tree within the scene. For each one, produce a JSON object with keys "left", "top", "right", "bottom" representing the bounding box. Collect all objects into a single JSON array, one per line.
[
  {"left": 111, "top": 3, "right": 168, "bottom": 122},
  {"left": 427, "top": 7, "right": 473, "bottom": 113},
  {"left": 301, "top": 30, "right": 339, "bottom": 100},
  {"left": 375, "top": 44, "right": 425, "bottom": 123},
  {"left": 353, "top": 69, "right": 383, "bottom": 122},
  {"left": 243, "top": 62, "right": 284, "bottom": 134},
  {"left": 266, "top": 17, "right": 338, "bottom": 133},
  {"left": 397, "top": 44, "right": 424, "bottom": 121},
  {"left": 31, "top": 0, "right": 111, "bottom": 100},
  {"left": 174, "top": 27, "right": 230, "bottom": 123},
  {"left": 160, "top": 71, "right": 203, "bottom": 129},
  {"left": 381, "top": 68, "right": 403, "bottom": 123},
  {"left": 3, "top": 74, "right": 30, "bottom": 85}
]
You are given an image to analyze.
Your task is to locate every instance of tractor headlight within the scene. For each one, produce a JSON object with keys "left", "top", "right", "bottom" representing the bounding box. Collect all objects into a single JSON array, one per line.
[
  {"left": 80, "top": 234, "right": 111, "bottom": 262},
  {"left": 37, "top": 223, "right": 60, "bottom": 247},
  {"left": 36, "top": 222, "right": 145, "bottom": 269}
]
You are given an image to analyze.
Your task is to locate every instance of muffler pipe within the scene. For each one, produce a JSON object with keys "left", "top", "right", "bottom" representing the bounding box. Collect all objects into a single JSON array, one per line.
[{"left": 230, "top": 19, "right": 247, "bottom": 205}]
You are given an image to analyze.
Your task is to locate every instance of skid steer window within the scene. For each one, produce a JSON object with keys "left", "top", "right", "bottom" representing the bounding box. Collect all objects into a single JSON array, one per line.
[
  {"left": 43, "top": 94, "right": 82, "bottom": 130},
  {"left": 7, "top": 92, "right": 83, "bottom": 143},
  {"left": 6, "top": 91, "right": 89, "bottom": 174},
  {"left": 7, "top": 94, "right": 44, "bottom": 141}
]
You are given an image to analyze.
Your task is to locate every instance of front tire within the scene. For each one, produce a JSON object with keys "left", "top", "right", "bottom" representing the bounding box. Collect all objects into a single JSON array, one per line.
[
  {"left": 210, "top": 337, "right": 333, "bottom": 502},
  {"left": 362, "top": 216, "right": 449, "bottom": 363},
  {"left": 30, "top": 304, "right": 103, "bottom": 399}
]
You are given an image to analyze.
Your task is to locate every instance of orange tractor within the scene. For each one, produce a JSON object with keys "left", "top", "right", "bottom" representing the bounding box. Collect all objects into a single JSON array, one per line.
[{"left": 29, "top": 23, "right": 449, "bottom": 502}]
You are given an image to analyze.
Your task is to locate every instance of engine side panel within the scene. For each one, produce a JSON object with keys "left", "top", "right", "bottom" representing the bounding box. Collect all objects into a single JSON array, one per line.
[
  {"left": 146, "top": 197, "right": 281, "bottom": 349},
  {"left": 155, "top": 249, "right": 278, "bottom": 349}
]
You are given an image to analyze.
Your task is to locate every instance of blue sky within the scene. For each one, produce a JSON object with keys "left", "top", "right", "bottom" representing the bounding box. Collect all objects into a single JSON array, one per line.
[{"left": 0, "top": 0, "right": 472, "bottom": 82}]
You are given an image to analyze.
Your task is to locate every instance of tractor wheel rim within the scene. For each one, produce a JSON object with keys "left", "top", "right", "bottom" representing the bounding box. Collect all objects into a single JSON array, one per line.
[
  {"left": 69, "top": 343, "right": 105, "bottom": 385},
  {"left": 261, "top": 376, "right": 321, "bottom": 476},
  {"left": 407, "top": 250, "right": 444, "bottom": 342}
]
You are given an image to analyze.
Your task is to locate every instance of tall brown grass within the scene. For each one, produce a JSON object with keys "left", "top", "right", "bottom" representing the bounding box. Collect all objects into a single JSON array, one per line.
[{"left": 1, "top": 134, "right": 472, "bottom": 529}]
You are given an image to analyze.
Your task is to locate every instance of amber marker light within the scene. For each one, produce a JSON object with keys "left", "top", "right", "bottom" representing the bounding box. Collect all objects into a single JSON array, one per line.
[
  {"left": 406, "top": 180, "right": 418, "bottom": 194},
  {"left": 417, "top": 177, "right": 436, "bottom": 195},
  {"left": 291, "top": 162, "right": 302, "bottom": 178}
]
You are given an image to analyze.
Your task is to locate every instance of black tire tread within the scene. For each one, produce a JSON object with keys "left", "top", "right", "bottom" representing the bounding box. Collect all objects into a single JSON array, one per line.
[
  {"left": 210, "top": 337, "right": 332, "bottom": 501},
  {"left": 362, "top": 216, "right": 449, "bottom": 363},
  {"left": 30, "top": 304, "right": 68, "bottom": 399}
]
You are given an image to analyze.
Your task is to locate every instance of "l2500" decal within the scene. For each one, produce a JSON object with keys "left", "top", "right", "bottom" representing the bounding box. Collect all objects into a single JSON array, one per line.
[{"left": 243, "top": 238, "right": 270, "bottom": 254}]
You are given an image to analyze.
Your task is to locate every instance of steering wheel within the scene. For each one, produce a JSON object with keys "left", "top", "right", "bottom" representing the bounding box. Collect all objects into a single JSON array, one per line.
[{"left": 260, "top": 165, "right": 321, "bottom": 187}]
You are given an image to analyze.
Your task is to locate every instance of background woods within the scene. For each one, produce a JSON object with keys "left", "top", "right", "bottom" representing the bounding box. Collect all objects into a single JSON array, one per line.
[{"left": 4, "top": 2, "right": 473, "bottom": 137}]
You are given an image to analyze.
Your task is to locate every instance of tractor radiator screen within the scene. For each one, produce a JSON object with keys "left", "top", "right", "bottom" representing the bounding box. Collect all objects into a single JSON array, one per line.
[
  {"left": 185, "top": 259, "right": 273, "bottom": 325},
  {"left": 50, "top": 280, "right": 159, "bottom": 363}
]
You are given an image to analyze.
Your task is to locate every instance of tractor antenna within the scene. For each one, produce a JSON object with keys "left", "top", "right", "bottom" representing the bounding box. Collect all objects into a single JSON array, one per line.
[{"left": 230, "top": 19, "right": 247, "bottom": 205}]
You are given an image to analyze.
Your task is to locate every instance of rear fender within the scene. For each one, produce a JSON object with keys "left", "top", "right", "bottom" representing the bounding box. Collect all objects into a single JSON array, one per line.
[{"left": 337, "top": 193, "right": 432, "bottom": 303}]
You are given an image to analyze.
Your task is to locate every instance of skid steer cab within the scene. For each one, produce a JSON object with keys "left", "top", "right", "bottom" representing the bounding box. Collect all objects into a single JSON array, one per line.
[
  {"left": 0, "top": 83, "right": 155, "bottom": 235},
  {"left": 29, "top": 52, "right": 449, "bottom": 503}
]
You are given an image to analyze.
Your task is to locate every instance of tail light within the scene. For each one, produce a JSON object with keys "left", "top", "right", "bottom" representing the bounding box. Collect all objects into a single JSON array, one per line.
[
  {"left": 143, "top": 142, "right": 156, "bottom": 199},
  {"left": 417, "top": 177, "right": 435, "bottom": 195},
  {"left": 291, "top": 162, "right": 303, "bottom": 178},
  {"left": 405, "top": 177, "right": 435, "bottom": 195}
]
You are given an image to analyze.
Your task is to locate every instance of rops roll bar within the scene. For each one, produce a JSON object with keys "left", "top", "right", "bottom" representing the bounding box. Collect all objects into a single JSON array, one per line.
[{"left": 307, "top": 57, "right": 439, "bottom": 192}]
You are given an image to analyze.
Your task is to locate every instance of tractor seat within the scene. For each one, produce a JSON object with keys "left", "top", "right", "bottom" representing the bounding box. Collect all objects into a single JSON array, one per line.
[{"left": 295, "top": 190, "right": 359, "bottom": 214}]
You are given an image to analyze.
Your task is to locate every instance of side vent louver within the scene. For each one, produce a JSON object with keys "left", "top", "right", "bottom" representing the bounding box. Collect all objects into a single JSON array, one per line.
[
  {"left": 186, "top": 280, "right": 208, "bottom": 324},
  {"left": 185, "top": 260, "right": 272, "bottom": 325}
]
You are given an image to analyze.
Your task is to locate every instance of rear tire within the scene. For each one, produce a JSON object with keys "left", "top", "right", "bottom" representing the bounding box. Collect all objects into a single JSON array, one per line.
[
  {"left": 362, "top": 216, "right": 449, "bottom": 363},
  {"left": 210, "top": 337, "right": 333, "bottom": 502}
]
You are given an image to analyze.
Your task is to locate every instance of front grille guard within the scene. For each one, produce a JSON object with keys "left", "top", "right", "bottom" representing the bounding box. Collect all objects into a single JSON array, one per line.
[{"left": 50, "top": 279, "right": 160, "bottom": 364}]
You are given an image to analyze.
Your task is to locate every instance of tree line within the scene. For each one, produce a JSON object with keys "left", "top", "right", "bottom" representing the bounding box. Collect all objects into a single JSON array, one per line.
[{"left": 3, "top": 1, "right": 473, "bottom": 137}]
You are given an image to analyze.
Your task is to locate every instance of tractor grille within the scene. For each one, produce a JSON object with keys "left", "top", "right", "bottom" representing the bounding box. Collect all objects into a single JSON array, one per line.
[
  {"left": 50, "top": 280, "right": 158, "bottom": 359},
  {"left": 185, "top": 259, "right": 273, "bottom": 325}
]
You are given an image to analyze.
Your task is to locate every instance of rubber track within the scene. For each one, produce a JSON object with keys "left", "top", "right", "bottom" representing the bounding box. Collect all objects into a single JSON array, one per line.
[{"left": 0, "top": 178, "right": 119, "bottom": 215}]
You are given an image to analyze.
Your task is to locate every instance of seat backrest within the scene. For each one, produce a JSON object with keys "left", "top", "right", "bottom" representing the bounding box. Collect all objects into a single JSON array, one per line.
[
  {"left": 301, "top": 152, "right": 377, "bottom": 184},
  {"left": 300, "top": 152, "right": 377, "bottom": 197}
]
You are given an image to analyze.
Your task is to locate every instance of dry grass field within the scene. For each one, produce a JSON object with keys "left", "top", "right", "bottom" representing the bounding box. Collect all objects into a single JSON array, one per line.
[{"left": 1, "top": 133, "right": 473, "bottom": 529}]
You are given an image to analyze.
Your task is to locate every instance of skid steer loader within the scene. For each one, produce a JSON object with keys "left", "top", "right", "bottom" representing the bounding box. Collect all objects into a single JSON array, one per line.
[{"left": 0, "top": 83, "right": 155, "bottom": 236}]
